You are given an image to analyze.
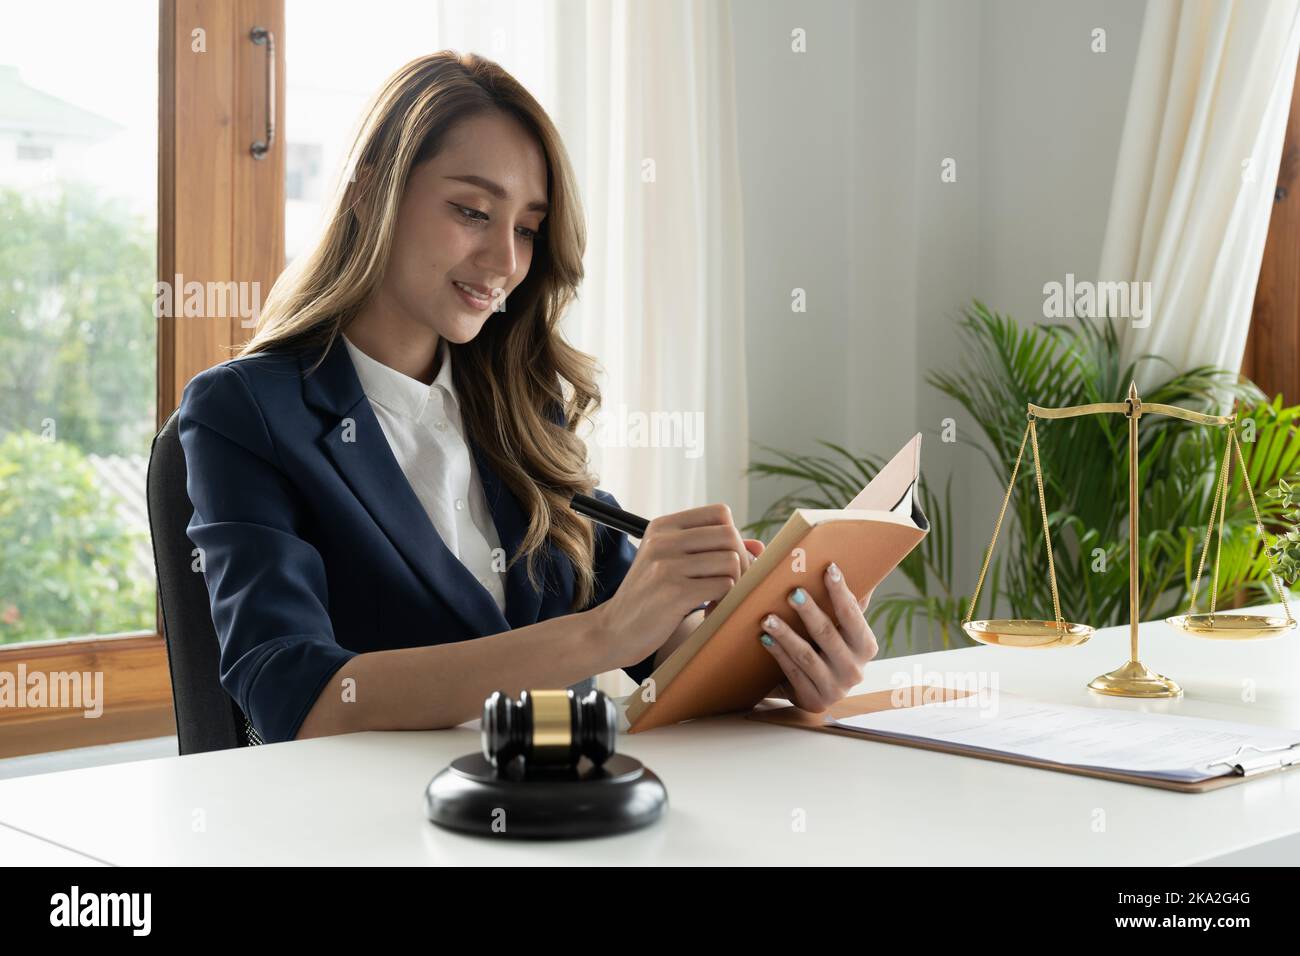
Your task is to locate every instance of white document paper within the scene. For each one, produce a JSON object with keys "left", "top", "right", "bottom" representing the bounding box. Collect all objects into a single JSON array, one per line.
[{"left": 833, "top": 693, "right": 1300, "bottom": 782}]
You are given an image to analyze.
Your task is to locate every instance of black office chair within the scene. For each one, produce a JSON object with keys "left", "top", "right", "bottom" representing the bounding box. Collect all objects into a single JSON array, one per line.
[{"left": 147, "top": 409, "right": 262, "bottom": 754}]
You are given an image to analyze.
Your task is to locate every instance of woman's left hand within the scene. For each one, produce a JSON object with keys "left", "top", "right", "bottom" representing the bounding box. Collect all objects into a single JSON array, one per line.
[{"left": 759, "top": 561, "right": 879, "bottom": 713}]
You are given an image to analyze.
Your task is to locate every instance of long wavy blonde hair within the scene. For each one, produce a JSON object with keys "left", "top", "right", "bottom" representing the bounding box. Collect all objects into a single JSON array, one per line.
[{"left": 240, "top": 51, "right": 604, "bottom": 610}]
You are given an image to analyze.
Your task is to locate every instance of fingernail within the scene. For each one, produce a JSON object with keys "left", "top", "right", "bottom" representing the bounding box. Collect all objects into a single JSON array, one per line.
[
  {"left": 827, "top": 562, "right": 842, "bottom": 582},
  {"left": 790, "top": 588, "right": 806, "bottom": 606},
  {"left": 759, "top": 634, "right": 774, "bottom": 647},
  {"left": 763, "top": 613, "right": 780, "bottom": 630}
]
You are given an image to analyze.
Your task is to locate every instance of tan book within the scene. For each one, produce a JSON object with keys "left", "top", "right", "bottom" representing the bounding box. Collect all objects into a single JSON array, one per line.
[{"left": 625, "top": 433, "right": 930, "bottom": 733}]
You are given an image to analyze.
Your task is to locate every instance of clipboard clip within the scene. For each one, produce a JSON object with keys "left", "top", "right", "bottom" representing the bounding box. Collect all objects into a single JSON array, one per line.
[{"left": 1206, "top": 741, "right": 1300, "bottom": 776}]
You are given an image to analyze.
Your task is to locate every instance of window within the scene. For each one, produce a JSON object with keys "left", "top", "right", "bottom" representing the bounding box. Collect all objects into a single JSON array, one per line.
[
  {"left": 285, "top": 141, "right": 322, "bottom": 203},
  {"left": 1, "top": 0, "right": 285, "bottom": 758},
  {"left": 15, "top": 142, "right": 54, "bottom": 162},
  {"left": 0, "top": 6, "right": 158, "bottom": 650}
]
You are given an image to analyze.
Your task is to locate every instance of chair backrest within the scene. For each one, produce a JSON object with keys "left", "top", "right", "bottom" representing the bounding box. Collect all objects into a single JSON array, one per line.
[{"left": 147, "top": 410, "right": 259, "bottom": 753}]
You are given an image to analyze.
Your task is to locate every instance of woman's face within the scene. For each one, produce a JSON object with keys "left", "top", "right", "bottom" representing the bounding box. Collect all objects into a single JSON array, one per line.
[{"left": 379, "top": 111, "right": 550, "bottom": 344}]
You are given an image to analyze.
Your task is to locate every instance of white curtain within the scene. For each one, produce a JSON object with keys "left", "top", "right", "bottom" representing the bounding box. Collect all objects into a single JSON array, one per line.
[
  {"left": 435, "top": 0, "right": 750, "bottom": 522},
  {"left": 1097, "top": 0, "right": 1300, "bottom": 392}
]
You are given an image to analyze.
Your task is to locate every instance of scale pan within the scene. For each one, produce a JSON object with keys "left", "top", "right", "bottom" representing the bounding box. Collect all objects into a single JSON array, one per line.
[
  {"left": 962, "top": 619, "right": 1093, "bottom": 648},
  {"left": 1165, "top": 613, "right": 1297, "bottom": 640}
]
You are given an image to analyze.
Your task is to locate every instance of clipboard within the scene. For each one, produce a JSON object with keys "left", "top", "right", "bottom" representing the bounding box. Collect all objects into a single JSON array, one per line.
[{"left": 745, "top": 685, "right": 1300, "bottom": 794}]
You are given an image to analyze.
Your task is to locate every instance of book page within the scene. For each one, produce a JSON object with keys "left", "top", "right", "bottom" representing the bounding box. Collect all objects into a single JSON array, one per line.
[
  {"left": 844, "top": 433, "right": 921, "bottom": 512},
  {"left": 889, "top": 480, "right": 913, "bottom": 516}
]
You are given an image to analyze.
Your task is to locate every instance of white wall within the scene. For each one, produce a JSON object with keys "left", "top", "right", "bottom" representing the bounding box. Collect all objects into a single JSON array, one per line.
[{"left": 731, "top": 0, "right": 1146, "bottom": 653}]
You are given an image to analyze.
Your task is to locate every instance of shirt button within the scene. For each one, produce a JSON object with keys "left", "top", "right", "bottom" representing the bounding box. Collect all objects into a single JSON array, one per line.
[
  {"left": 434, "top": 421, "right": 448, "bottom": 432},
  {"left": 455, "top": 498, "right": 466, "bottom": 511}
]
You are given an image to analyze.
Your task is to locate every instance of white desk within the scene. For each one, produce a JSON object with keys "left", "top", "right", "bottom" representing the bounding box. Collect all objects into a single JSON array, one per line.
[
  {"left": 2, "top": 602, "right": 1300, "bottom": 865},
  {"left": 0, "top": 823, "right": 109, "bottom": 866}
]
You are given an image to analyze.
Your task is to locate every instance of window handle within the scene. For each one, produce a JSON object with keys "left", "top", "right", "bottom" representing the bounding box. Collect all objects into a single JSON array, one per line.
[{"left": 249, "top": 27, "right": 276, "bottom": 160}]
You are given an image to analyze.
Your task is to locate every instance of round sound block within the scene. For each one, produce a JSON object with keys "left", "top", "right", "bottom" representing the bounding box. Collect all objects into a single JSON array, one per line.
[{"left": 425, "top": 752, "right": 667, "bottom": 840}]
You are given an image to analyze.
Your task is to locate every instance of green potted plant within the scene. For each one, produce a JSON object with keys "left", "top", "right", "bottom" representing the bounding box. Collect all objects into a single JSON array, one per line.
[
  {"left": 1265, "top": 478, "right": 1300, "bottom": 587},
  {"left": 745, "top": 301, "right": 1300, "bottom": 653}
]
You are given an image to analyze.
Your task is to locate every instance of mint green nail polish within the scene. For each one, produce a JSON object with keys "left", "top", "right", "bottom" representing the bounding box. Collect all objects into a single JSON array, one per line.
[
  {"left": 791, "top": 588, "right": 806, "bottom": 605},
  {"left": 760, "top": 634, "right": 774, "bottom": 647}
]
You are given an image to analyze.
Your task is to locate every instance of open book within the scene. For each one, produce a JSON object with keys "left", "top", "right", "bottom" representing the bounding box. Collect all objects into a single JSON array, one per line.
[{"left": 625, "top": 433, "right": 930, "bottom": 733}]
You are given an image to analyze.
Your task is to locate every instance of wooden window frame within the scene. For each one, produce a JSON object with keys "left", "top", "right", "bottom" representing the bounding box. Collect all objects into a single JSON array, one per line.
[
  {"left": 1, "top": 0, "right": 284, "bottom": 759},
  {"left": 1241, "top": 56, "right": 1300, "bottom": 402}
]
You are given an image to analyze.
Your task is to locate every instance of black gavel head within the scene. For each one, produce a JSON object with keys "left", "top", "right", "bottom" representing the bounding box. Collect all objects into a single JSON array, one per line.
[{"left": 481, "top": 688, "right": 617, "bottom": 770}]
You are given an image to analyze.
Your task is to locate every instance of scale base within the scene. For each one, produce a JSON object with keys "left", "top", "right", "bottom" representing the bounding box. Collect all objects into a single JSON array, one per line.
[
  {"left": 425, "top": 752, "right": 667, "bottom": 840},
  {"left": 1088, "top": 659, "right": 1182, "bottom": 698}
]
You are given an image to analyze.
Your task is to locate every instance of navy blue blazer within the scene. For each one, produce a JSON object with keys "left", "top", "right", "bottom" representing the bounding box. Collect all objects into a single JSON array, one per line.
[{"left": 177, "top": 334, "right": 657, "bottom": 743}]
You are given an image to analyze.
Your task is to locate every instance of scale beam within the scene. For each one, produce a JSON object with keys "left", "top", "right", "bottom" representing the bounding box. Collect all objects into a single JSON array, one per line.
[{"left": 1028, "top": 401, "right": 1234, "bottom": 426}]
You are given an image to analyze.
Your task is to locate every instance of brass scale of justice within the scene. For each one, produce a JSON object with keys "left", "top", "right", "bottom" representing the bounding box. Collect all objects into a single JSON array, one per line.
[{"left": 961, "top": 381, "right": 1296, "bottom": 698}]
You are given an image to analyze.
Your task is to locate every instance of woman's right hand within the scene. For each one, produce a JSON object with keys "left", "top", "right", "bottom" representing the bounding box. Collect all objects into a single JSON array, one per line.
[{"left": 591, "top": 504, "right": 751, "bottom": 669}]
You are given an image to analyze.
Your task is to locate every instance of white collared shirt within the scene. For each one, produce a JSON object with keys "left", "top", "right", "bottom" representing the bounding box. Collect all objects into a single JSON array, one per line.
[{"left": 342, "top": 333, "right": 507, "bottom": 615}]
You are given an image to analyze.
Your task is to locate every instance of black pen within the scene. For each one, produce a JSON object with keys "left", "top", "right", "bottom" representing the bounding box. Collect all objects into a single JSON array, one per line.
[{"left": 569, "top": 492, "right": 650, "bottom": 539}]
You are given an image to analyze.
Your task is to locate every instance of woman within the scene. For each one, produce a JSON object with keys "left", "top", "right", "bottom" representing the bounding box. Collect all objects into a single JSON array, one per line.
[{"left": 179, "top": 51, "right": 878, "bottom": 744}]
